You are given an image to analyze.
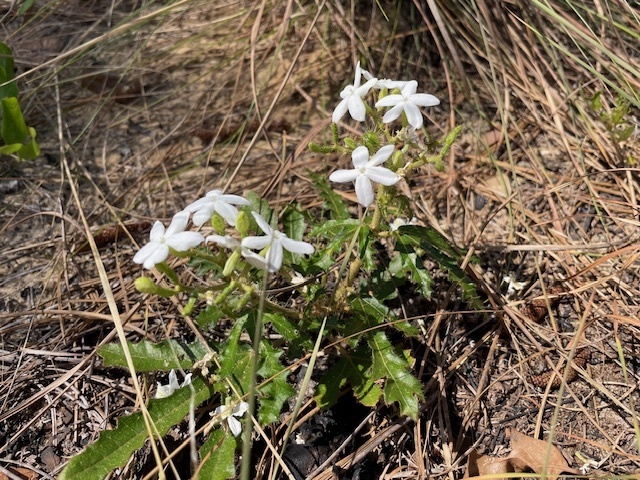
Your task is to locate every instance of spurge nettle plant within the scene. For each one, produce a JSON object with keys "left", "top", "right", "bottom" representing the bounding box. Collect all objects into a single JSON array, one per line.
[{"left": 61, "top": 62, "right": 481, "bottom": 480}]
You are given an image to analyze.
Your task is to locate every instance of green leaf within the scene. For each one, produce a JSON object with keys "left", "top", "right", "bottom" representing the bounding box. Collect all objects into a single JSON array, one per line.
[
  {"left": 197, "top": 304, "right": 224, "bottom": 328},
  {"left": 197, "top": 429, "right": 237, "bottom": 480},
  {"left": 282, "top": 203, "right": 307, "bottom": 241},
  {"left": 389, "top": 251, "right": 432, "bottom": 298},
  {"left": 265, "top": 312, "right": 311, "bottom": 357},
  {"left": 244, "top": 191, "right": 276, "bottom": 229},
  {"left": 310, "top": 172, "right": 350, "bottom": 220},
  {"left": 60, "top": 376, "right": 214, "bottom": 480},
  {"left": 257, "top": 342, "right": 295, "bottom": 424},
  {"left": 369, "top": 332, "right": 423, "bottom": 419},
  {"left": 1, "top": 98, "right": 39, "bottom": 159},
  {"left": 98, "top": 339, "right": 209, "bottom": 371},
  {"left": 315, "top": 345, "right": 382, "bottom": 409},
  {"left": 219, "top": 314, "right": 249, "bottom": 378},
  {"left": 395, "top": 225, "right": 482, "bottom": 309},
  {"left": 309, "top": 219, "right": 361, "bottom": 270},
  {"left": 0, "top": 43, "right": 19, "bottom": 98}
]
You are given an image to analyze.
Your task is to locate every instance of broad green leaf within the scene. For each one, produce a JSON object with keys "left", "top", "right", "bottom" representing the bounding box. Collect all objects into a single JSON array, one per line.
[
  {"left": 265, "top": 312, "right": 311, "bottom": 357},
  {"left": 197, "top": 304, "right": 224, "bottom": 328},
  {"left": 60, "top": 376, "right": 214, "bottom": 480},
  {"left": 309, "top": 172, "right": 350, "bottom": 220},
  {"left": 244, "top": 191, "right": 276, "bottom": 229},
  {"left": 369, "top": 332, "right": 423, "bottom": 419},
  {"left": 197, "top": 429, "right": 237, "bottom": 480},
  {"left": 99, "top": 339, "right": 209, "bottom": 371},
  {"left": 310, "top": 218, "right": 360, "bottom": 238},
  {"left": 389, "top": 251, "right": 432, "bottom": 298},
  {"left": 257, "top": 342, "right": 295, "bottom": 424},
  {"left": 282, "top": 203, "right": 307, "bottom": 241}
]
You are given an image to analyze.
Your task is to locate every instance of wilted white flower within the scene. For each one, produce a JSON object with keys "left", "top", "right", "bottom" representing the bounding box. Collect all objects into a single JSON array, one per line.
[
  {"left": 206, "top": 234, "right": 270, "bottom": 271},
  {"left": 155, "top": 370, "right": 193, "bottom": 399},
  {"left": 183, "top": 190, "right": 250, "bottom": 226},
  {"left": 241, "top": 212, "right": 315, "bottom": 273},
  {"left": 361, "top": 68, "right": 409, "bottom": 91},
  {"left": 332, "top": 61, "right": 378, "bottom": 123},
  {"left": 329, "top": 145, "right": 400, "bottom": 207},
  {"left": 375, "top": 80, "right": 440, "bottom": 129},
  {"left": 213, "top": 401, "right": 249, "bottom": 437},
  {"left": 133, "top": 211, "right": 204, "bottom": 269}
]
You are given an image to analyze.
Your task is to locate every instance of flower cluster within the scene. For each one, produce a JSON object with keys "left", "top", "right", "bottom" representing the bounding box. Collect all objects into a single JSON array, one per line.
[
  {"left": 328, "top": 62, "right": 440, "bottom": 208},
  {"left": 133, "top": 190, "right": 314, "bottom": 272}
]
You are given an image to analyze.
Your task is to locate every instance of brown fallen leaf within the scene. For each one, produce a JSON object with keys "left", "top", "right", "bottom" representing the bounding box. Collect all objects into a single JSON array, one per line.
[
  {"left": 507, "top": 429, "right": 581, "bottom": 479},
  {"left": 0, "top": 466, "right": 38, "bottom": 480},
  {"left": 463, "top": 450, "right": 513, "bottom": 480}
]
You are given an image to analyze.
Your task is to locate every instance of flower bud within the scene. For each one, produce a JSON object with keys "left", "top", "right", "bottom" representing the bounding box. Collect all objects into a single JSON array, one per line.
[
  {"left": 210, "top": 212, "right": 226, "bottom": 234},
  {"left": 343, "top": 138, "right": 357, "bottom": 150},
  {"left": 236, "top": 210, "right": 249, "bottom": 237},
  {"left": 363, "top": 131, "right": 380, "bottom": 153},
  {"left": 222, "top": 250, "right": 241, "bottom": 277},
  {"left": 308, "top": 142, "right": 336, "bottom": 154},
  {"left": 391, "top": 150, "right": 405, "bottom": 170},
  {"left": 135, "top": 277, "right": 177, "bottom": 297}
]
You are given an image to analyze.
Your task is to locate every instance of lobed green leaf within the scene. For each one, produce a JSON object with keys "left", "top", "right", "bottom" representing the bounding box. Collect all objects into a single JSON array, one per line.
[{"left": 99, "top": 339, "right": 209, "bottom": 371}]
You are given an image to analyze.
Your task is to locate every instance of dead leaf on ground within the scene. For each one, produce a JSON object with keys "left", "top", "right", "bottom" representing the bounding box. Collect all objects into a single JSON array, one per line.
[{"left": 463, "top": 429, "right": 581, "bottom": 480}]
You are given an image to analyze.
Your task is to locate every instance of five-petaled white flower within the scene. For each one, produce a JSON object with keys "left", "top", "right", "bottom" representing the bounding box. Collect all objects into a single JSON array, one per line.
[
  {"left": 374, "top": 80, "right": 440, "bottom": 129},
  {"left": 329, "top": 145, "right": 400, "bottom": 207},
  {"left": 241, "top": 212, "right": 315, "bottom": 273},
  {"left": 133, "top": 211, "right": 204, "bottom": 269},
  {"left": 332, "top": 61, "right": 378, "bottom": 123},
  {"left": 155, "top": 369, "right": 193, "bottom": 399},
  {"left": 183, "top": 190, "right": 250, "bottom": 226},
  {"left": 214, "top": 401, "right": 249, "bottom": 437}
]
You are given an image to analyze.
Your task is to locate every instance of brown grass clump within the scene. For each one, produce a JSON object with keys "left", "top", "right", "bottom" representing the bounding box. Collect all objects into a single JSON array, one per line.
[{"left": 0, "top": 0, "right": 639, "bottom": 478}]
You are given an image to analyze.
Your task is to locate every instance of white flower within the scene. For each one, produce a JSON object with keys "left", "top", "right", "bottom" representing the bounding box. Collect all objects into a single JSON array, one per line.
[
  {"left": 329, "top": 145, "right": 400, "bottom": 207},
  {"left": 241, "top": 212, "right": 315, "bottom": 273},
  {"left": 206, "top": 234, "right": 270, "bottom": 270},
  {"left": 183, "top": 190, "right": 250, "bottom": 226},
  {"left": 361, "top": 68, "right": 409, "bottom": 90},
  {"left": 155, "top": 370, "right": 193, "bottom": 399},
  {"left": 133, "top": 211, "right": 204, "bottom": 269},
  {"left": 214, "top": 401, "right": 249, "bottom": 437},
  {"left": 374, "top": 80, "right": 440, "bottom": 129},
  {"left": 332, "top": 61, "right": 378, "bottom": 123}
]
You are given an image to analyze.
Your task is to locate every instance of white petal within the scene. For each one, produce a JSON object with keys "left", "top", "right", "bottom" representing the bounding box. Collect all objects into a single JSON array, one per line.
[
  {"left": 133, "top": 242, "right": 160, "bottom": 265},
  {"left": 251, "top": 212, "right": 274, "bottom": 236},
  {"left": 280, "top": 237, "right": 315, "bottom": 255},
  {"left": 366, "top": 166, "right": 400, "bottom": 186},
  {"left": 355, "top": 175, "right": 374, "bottom": 207},
  {"left": 165, "top": 211, "right": 190, "bottom": 236},
  {"left": 183, "top": 196, "right": 211, "bottom": 213},
  {"left": 403, "top": 102, "right": 424, "bottom": 129},
  {"left": 401, "top": 80, "right": 418, "bottom": 96},
  {"left": 168, "top": 370, "right": 179, "bottom": 390},
  {"left": 218, "top": 193, "right": 250, "bottom": 205},
  {"left": 233, "top": 401, "right": 249, "bottom": 417},
  {"left": 241, "top": 248, "right": 270, "bottom": 270},
  {"left": 347, "top": 95, "right": 366, "bottom": 122},
  {"left": 375, "top": 94, "right": 402, "bottom": 108},
  {"left": 355, "top": 77, "right": 378, "bottom": 97},
  {"left": 148, "top": 221, "right": 165, "bottom": 242},
  {"left": 241, "top": 235, "right": 272, "bottom": 251},
  {"left": 206, "top": 235, "right": 240, "bottom": 250},
  {"left": 351, "top": 146, "right": 370, "bottom": 168},
  {"left": 353, "top": 61, "right": 362, "bottom": 88},
  {"left": 213, "top": 405, "right": 227, "bottom": 417},
  {"left": 329, "top": 169, "right": 359, "bottom": 183},
  {"left": 409, "top": 93, "right": 440, "bottom": 107},
  {"left": 332, "top": 97, "right": 349, "bottom": 123},
  {"left": 382, "top": 103, "right": 405, "bottom": 124},
  {"left": 266, "top": 242, "right": 284, "bottom": 272},
  {"left": 368, "top": 145, "right": 395, "bottom": 166},
  {"left": 155, "top": 383, "right": 174, "bottom": 399},
  {"left": 143, "top": 245, "right": 170, "bottom": 269},
  {"left": 165, "top": 232, "right": 204, "bottom": 251},
  {"left": 191, "top": 205, "right": 216, "bottom": 226},
  {"left": 181, "top": 373, "right": 192, "bottom": 387},
  {"left": 228, "top": 416, "right": 242, "bottom": 437},
  {"left": 214, "top": 201, "right": 240, "bottom": 226}
]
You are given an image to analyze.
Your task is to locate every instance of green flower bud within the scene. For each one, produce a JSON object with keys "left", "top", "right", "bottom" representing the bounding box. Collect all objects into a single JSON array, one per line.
[
  {"left": 210, "top": 212, "right": 226, "bottom": 234},
  {"left": 236, "top": 210, "right": 249, "bottom": 237},
  {"left": 135, "top": 277, "right": 177, "bottom": 297},
  {"left": 308, "top": 142, "right": 336, "bottom": 154},
  {"left": 222, "top": 250, "right": 241, "bottom": 277},
  {"left": 391, "top": 150, "right": 405, "bottom": 170},
  {"left": 183, "top": 296, "right": 197, "bottom": 316},
  {"left": 343, "top": 138, "right": 357, "bottom": 150},
  {"left": 363, "top": 131, "right": 381, "bottom": 153},
  {"left": 331, "top": 122, "right": 340, "bottom": 143}
]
